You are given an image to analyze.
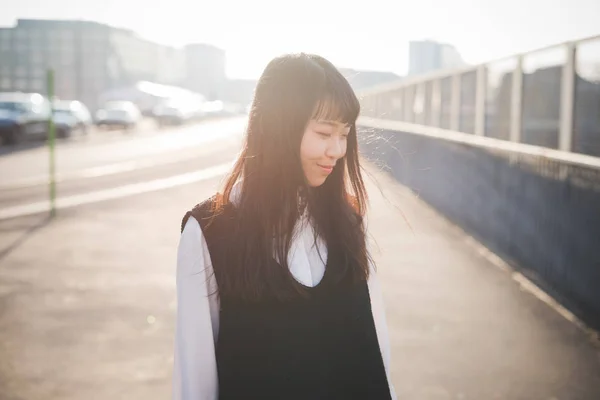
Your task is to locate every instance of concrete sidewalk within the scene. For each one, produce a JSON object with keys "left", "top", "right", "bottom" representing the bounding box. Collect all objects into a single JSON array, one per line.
[
  {"left": 0, "top": 164, "right": 599, "bottom": 400},
  {"left": 366, "top": 170, "right": 600, "bottom": 399}
]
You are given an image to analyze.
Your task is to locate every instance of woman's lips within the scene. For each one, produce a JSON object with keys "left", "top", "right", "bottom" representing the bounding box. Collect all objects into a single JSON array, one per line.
[{"left": 318, "top": 164, "right": 334, "bottom": 173}]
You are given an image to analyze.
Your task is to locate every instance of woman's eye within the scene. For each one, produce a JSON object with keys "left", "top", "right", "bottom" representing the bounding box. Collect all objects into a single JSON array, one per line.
[{"left": 317, "top": 132, "right": 331, "bottom": 138}]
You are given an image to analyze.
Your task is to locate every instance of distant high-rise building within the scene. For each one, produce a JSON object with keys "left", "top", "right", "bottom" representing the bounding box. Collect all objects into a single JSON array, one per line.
[
  {"left": 184, "top": 44, "right": 226, "bottom": 100},
  {"left": 217, "top": 67, "right": 402, "bottom": 109},
  {"left": 0, "top": 19, "right": 187, "bottom": 110},
  {"left": 408, "top": 40, "right": 465, "bottom": 76},
  {"left": 221, "top": 78, "right": 257, "bottom": 107},
  {"left": 339, "top": 68, "right": 402, "bottom": 91}
]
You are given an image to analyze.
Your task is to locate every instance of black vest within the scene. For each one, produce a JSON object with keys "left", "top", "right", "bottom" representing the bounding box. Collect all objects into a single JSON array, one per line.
[{"left": 182, "top": 197, "right": 391, "bottom": 400}]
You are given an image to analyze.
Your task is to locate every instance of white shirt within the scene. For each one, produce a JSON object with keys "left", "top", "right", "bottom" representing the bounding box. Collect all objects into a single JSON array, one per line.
[{"left": 173, "top": 187, "right": 397, "bottom": 399}]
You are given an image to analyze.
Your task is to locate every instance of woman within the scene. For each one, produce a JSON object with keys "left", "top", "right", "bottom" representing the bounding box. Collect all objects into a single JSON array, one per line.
[{"left": 174, "top": 53, "right": 396, "bottom": 399}]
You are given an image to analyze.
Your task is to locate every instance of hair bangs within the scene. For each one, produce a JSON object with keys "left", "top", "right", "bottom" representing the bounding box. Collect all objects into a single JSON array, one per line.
[{"left": 311, "top": 78, "right": 360, "bottom": 126}]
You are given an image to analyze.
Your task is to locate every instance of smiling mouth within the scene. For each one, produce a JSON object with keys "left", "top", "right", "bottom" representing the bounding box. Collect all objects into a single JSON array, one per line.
[{"left": 318, "top": 164, "right": 334, "bottom": 173}]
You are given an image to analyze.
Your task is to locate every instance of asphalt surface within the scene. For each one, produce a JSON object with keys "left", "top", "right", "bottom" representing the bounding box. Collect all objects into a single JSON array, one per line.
[
  {"left": 0, "top": 117, "right": 245, "bottom": 211},
  {"left": 0, "top": 118, "right": 599, "bottom": 400}
]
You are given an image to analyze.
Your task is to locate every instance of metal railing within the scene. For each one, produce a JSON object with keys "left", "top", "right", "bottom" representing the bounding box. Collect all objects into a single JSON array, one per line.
[
  {"left": 356, "top": 34, "right": 600, "bottom": 331},
  {"left": 359, "top": 34, "right": 600, "bottom": 158}
]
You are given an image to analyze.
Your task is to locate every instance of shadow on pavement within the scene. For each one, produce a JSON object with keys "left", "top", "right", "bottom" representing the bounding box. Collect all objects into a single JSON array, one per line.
[
  {"left": 0, "top": 214, "right": 52, "bottom": 261},
  {"left": 0, "top": 141, "right": 47, "bottom": 157}
]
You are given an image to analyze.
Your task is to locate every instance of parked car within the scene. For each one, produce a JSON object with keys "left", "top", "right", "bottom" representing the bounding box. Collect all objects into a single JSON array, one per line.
[
  {"left": 52, "top": 100, "right": 93, "bottom": 138},
  {"left": 153, "top": 97, "right": 199, "bottom": 126},
  {"left": 199, "top": 100, "right": 225, "bottom": 118},
  {"left": 0, "top": 92, "right": 51, "bottom": 145},
  {"left": 95, "top": 101, "right": 141, "bottom": 130}
]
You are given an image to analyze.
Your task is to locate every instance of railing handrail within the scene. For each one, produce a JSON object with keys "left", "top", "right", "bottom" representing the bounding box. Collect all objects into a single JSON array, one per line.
[
  {"left": 357, "top": 33, "right": 600, "bottom": 98},
  {"left": 358, "top": 116, "right": 600, "bottom": 171}
]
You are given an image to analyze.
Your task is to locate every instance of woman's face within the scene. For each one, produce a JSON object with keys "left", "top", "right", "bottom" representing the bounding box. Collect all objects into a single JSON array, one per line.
[{"left": 300, "top": 119, "right": 350, "bottom": 187}]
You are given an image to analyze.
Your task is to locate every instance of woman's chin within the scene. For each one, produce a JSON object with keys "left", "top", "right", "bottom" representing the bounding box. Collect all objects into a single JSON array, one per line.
[{"left": 307, "top": 177, "right": 327, "bottom": 187}]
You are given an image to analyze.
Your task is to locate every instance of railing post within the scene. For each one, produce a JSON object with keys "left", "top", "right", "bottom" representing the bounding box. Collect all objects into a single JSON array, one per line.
[
  {"left": 450, "top": 74, "right": 461, "bottom": 131},
  {"left": 510, "top": 56, "right": 524, "bottom": 143},
  {"left": 391, "top": 89, "right": 403, "bottom": 121},
  {"left": 415, "top": 83, "right": 425, "bottom": 125},
  {"left": 403, "top": 86, "right": 412, "bottom": 122},
  {"left": 375, "top": 95, "right": 383, "bottom": 119},
  {"left": 559, "top": 42, "right": 576, "bottom": 152},
  {"left": 431, "top": 79, "right": 441, "bottom": 127},
  {"left": 378, "top": 93, "right": 387, "bottom": 119},
  {"left": 475, "top": 65, "right": 487, "bottom": 136},
  {"left": 365, "top": 95, "right": 375, "bottom": 118}
]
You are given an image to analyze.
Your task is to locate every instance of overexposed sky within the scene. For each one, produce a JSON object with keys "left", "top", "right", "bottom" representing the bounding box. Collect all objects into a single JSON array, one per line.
[{"left": 1, "top": 0, "right": 599, "bottom": 79}]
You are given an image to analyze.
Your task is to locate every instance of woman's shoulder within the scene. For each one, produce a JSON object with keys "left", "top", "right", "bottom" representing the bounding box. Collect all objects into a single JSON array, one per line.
[
  {"left": 180, "top": 182, "right": 243, "bottom": 234},
  {"left": 180, "top": 194, "right": 221, "bottom": 234}
]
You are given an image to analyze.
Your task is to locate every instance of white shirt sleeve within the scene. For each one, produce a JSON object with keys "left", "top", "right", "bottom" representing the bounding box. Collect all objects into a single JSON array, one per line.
[
  {"left": 172, "top": 217, "right": 220, "bottom": 400},
  {"left": 367, "top": 263, "right": 398, "bottom": 400}
]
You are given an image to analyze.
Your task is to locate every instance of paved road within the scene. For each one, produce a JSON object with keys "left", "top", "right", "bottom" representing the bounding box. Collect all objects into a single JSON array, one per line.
[
  {"left": 0, "top": 118, "right": 246, "bottom": 211},
  {"left": 0, "top": 119, "right": 599, "bottom": 400}
]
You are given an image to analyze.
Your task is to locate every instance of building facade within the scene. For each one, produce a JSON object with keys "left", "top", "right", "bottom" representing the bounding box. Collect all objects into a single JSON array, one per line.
[
  {"left": 0, "top": 19, "right": 193, "bottom": 110},
  {"left": 408, "top": 40, "right": 466, "bottom": 76},
  {"left": 184, "top": 43, "right": 226, "bottom": 100}
]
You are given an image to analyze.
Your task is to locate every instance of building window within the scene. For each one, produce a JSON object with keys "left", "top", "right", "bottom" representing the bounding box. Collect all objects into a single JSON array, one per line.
[
  {"left": 31, "top": 68, "right": 45, "bottom": 78},
  {"left": 60, "top": 54, "right": 74, "bottom": 67},
  {"left": 61, "top": 42, "right": 74, "bottom": 53},
  {"left": 14, "top": 66, "right": 27, "bottom": 77},
  {"left": 15, "top": 79, "right": 27, "bottom": 90},
  {"left": 45, "top": 29, "right": 57, "bottom": 41},
  {"left": 61, "top": 30, "right": 73, "bottom": 40},
  {"left": 28, "top": 29, "right": 41, "bottom": 44},
  {"left": 46, "top": 30, "right": 60, "bottom": 48},
  {"left": 0, "top": 32, "right": 11, "bottom": 51},
  {"left": 14, "top": 29, "right": 27, "bottom": 40},
  {"left": 15, "top": 43, "right": 28, "bottom": 54},
  {"left": 30, "top": 51, "right": 43, "bottom": 65},
  {"left": 30, "top": 78, "right": 45, "bottom": 92}
]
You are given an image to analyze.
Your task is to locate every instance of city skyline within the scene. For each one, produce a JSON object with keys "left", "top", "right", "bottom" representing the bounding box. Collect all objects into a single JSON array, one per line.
[{"left": 2, "top": 0, "right": 600, "bottom": 79}]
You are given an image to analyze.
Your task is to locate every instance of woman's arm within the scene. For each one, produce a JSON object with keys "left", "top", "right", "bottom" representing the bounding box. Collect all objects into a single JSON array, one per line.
[
  {"left": 173, "top": 218, "right": 220, "bottom": 400},
  {"left": 367, "top": 263, "right": 398, "bottom": 399}
]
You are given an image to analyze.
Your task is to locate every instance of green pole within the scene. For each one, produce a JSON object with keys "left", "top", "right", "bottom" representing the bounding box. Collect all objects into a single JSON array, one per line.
[{"left": 47, "top": 69, "right": 56, "bottom": 217}]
